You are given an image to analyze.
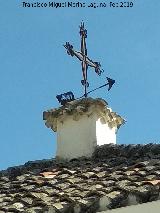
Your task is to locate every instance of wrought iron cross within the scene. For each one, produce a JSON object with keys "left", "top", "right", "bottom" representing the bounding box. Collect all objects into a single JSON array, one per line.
[
  {"left": 64, "top": 22, "right": 103, "bottom": 98},
  {"left": 56, "top": 23, "right": 115, "bottom": 106}
]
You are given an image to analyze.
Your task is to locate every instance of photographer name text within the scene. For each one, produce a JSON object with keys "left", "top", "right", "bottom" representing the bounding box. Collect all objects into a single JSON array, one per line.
[{"left": 22, "top": 1, "right": 134, "bottom": 8}]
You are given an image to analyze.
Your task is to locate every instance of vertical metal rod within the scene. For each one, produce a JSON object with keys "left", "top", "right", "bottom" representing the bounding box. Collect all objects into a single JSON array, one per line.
[
  {"left": 80, "top": 22, "right": 88, "bottom": 98},
  {"left": 84, "top": 59, "right": 88, "bottom": 98},
  {"left": 84, "top": 81, "right": 87, "bottom": 97}
]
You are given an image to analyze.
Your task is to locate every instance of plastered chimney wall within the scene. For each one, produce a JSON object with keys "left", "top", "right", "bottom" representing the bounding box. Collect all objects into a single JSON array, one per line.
[
  {"left": 43, "top": 98, "right": 125, "bottom": 160},
  {"left": 57, "top": 114, "right": 97, "bottom": 159}
]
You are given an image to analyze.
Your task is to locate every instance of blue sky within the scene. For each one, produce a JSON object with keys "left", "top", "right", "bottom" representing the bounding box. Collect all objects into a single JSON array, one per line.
[{"left": 0, "top": 0, "right": 160, "bottom": 170}]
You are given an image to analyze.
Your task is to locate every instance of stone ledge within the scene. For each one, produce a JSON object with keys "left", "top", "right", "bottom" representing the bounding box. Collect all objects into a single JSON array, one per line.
[{"left": 43, "top": 98, "right": 125, "bottom": 132}]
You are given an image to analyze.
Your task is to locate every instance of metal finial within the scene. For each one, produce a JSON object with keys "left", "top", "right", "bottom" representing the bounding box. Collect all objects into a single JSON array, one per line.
[
  {"left": 56, "top": 23, "right": 116, "bottom": 105},
  {"left": 64, "top": 22, "right": 104, "bottom": 98}
]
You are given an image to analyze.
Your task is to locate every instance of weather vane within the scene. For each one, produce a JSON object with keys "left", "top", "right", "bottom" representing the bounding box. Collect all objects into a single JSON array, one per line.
[{"left": 56, "top": 22, "right": 115, "bottom": 105}]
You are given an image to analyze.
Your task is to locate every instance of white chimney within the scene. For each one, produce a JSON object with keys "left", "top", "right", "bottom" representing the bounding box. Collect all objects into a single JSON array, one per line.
[{"left": 43, "top": 98, "right": 125, "bottom": 160}]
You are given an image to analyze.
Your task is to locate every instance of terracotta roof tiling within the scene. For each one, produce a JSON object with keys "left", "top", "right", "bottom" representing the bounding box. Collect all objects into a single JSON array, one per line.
[{"left": 0, "top": 143, "right": 160, "bottom": 212}]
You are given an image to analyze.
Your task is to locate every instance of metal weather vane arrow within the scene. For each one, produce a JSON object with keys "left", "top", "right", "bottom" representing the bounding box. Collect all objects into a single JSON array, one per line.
[{"left": 56, "top": 22, "right": 115, "bottom": 105}]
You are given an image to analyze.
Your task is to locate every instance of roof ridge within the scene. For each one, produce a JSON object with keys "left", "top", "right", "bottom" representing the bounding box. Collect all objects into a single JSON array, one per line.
[{"left": 1, "top": 143, "right": 160, "bottom": 177}]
